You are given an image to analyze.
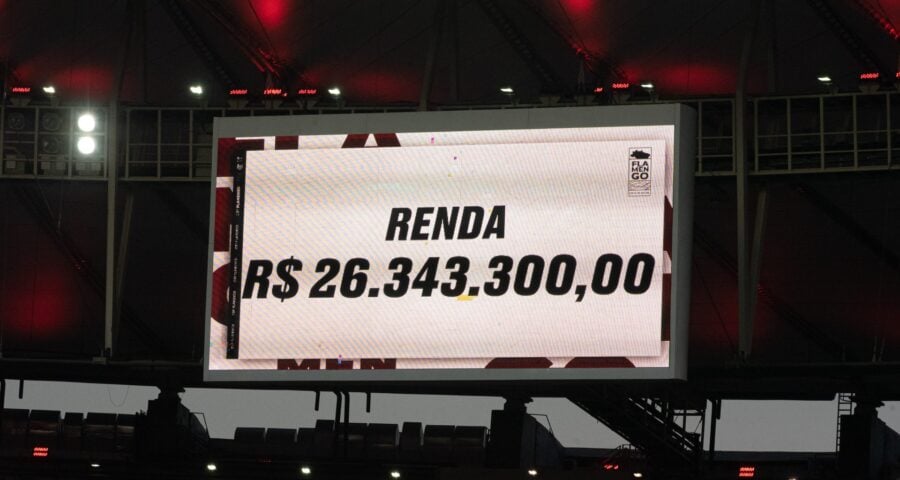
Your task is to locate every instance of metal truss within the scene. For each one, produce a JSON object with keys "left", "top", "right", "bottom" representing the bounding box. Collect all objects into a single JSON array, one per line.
[{"left": 3, "top": 91, "right": 900, "bottom": 181}]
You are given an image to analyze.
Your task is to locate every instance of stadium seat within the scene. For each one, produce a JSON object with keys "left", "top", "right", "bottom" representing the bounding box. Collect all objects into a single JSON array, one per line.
[
  {"left": 297, "top": 427, "right": 315, "bottom": 457},
  {"left": 366, "top": 423, "right": 398, "bottom": 461},
  {"left": 344, "top": 422, "right": 367, "bottom": 459},
  {"left": 27, "top": 410, "right": 61, "bottom": 459},
  {"left": 313, "top": 420, "right": 335, "bottom": 458},
  {"left": 60, "top": 413, "right": 83, "bottom": 458},
  {"left": 83, "top": 413, "right": 117, "bottom": 460},
  {"left": 233, "top": 427, "right": 267, "bottom": 457},
  {"left": 265, "top": 428, "right": 298, "bottom": 457},
  {"left": 115, "top": 414, "right": 136, "bottom": 457},
  {"left": 451, "top": 426, "right": 487, "bottom": 465},
  {"left": 1, "top": 409, "right": 30, "bottom": 457},
  {"left": 399, "top": 422, "right": 422, "bottom": 462},
  {"left": 422, "top": 425, "right": 455, "bottom": 463}
]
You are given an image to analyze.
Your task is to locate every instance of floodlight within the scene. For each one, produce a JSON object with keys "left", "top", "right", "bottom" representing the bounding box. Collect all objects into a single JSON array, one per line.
[
  {"left": 328, "top": 87, "right": 341, "bottom": 96},
  {"left": 77, "top": 113, "right": 97, "bottom": 132},
  {"left": 42, "top": 86, "right": 56, "bottom": 94},
  {"left": 190, "top": 85, "right": 204, "bottom": 95},
  {"left": 76, "top": 136, "right": 96, "bottom": 155}
]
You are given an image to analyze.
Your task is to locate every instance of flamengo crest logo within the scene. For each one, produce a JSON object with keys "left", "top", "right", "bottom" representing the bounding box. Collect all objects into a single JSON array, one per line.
[{"left": 628, "top": 147, "right": 651, "bottom": 197}]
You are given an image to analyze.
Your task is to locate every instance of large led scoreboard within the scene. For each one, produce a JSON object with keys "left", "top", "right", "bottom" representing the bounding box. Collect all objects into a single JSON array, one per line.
[{"left": 204, "top": 105, "right": 695, "bottom": 383}]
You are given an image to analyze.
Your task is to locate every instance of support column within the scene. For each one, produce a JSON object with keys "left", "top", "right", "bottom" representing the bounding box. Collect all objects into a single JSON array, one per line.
[{"left": 736, "top": 0, "right": 762, "bottom": 358}]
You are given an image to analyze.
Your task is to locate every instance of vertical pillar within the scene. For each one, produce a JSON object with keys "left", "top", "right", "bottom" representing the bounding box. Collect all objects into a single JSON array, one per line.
[{"left": 736, "top": 0, "right": 762, "bottom": 358}]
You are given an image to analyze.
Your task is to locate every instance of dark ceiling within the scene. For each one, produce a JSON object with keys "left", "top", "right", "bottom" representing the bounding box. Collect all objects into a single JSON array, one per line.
[{"left": 1, "top": 0, "right": 899, "bottom": 105}]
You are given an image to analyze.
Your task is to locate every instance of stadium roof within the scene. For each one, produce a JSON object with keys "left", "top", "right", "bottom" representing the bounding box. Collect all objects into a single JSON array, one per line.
[{"left": 1, "top": 0, "right": 899, "bottom": 104}]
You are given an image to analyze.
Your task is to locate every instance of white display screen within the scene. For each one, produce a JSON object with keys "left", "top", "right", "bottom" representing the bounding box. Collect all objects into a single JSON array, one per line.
[{"left": 205, "top": 106, "right": 693, "bottom": 382}]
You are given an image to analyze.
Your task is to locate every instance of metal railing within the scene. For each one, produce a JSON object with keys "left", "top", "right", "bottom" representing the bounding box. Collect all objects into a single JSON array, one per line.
[{"left": 3, "top": 91, "right": 900, "bottom": 181}]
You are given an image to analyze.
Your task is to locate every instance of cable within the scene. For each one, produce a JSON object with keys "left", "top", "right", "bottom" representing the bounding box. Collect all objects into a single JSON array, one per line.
[
  {"left": 246, "top": 0, "right": 279, "bottom": 58},
  {"left": 107, "top": 385, "right": 130, "bottom": 407}
]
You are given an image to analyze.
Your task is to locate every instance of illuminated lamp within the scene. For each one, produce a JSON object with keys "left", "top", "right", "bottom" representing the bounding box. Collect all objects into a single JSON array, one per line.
[
  {"left": 189, "top": 84, "right": 204, "bottom": 95},
  {"left": 633, "top": 473, "right": 643, "bottom": 478},
  {"left": 328, "top": 86, "right": 341, "bottom": 96},
  {"left": 297, "top": 88, "right": 318, "bottom": 96},
  {"left": 90, "top": 463, "right": 101, "bottom": 468},
  {"left": 527, "top": 468, "right": 538, "bottom": 476},
  {"left": 639, "top": 81, "right": 654, "bottom": 90},
  {"left": 206, "top": 462, "right": 218, "bottom": 471},
  {"left": 603, "top": 463, "right": 620, "bottom": 470},
  {"left": 42, "top": 85, "right": 56, "bottom": 95},
  {"left": 390, "top": 470, "right": 401, "bottom": 478},
  {"left": 593, "top": 86, "right": 604, "bottom": 94},
  {"left": 9, "top": 86, "right": 32, "bottom": 106},
  {"left": 611, "top": 82, "right": 631, "bottom": 103},
  {"left": 817, "top": 75, "right": 832, "bottom": 84},
  {"left": 859, "top": 72, "right": 880, "bottom": 93},
  {"left": 77, "top": 136, "right": 97, "bottom": 155},
  {"left": 738, "top": 465, "right": 756, "bottom": 478},
  {"left": 77, "top": 113, "right": 97, "bottom": 133},
  {"left": 32, "top": 446, "right": 49, "bottom": 458},
  {"left": 262, "top": 87, "right": 284, "bottom": 97},
  {"left": 228, "top": 88, "right": 250, "bottom": 109},
  {"left": 300, "top": 466, "right": 312, "bottom": 475},
  {"left": 499, "top": 86, "right": 514, "bottom": 94}
]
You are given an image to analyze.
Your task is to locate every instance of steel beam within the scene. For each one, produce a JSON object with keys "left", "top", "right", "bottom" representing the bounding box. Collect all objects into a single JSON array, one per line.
[
  {"left": 806, "top": 0, "right": 893, "bottom": 78},
  {"left": 476, "top": 0, "right": 565, "bottom": 93},
  {"left": 161, "top": 0, "right": 239, "bottom": 90},
  {"left": 419, "top": 0, "right": 447, "bottom": 111}
]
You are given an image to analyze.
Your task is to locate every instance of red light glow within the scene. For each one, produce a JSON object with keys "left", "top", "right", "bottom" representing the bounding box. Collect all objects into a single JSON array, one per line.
[
  {"left": 32, "top": 446, "right": 49, "bottom": 458},
  {"left": 593, "top": 86, "right": 604, "bottom": 93},
  {"left": 297, "top": 88, "right": 318, "bottom": 96},
  {"left": 263, "top": 88, "right": 283, "bottom": 96},
  {"left": 611, "top": 82, "right": 630, "bottom": 90},
  {"left": 738, "top": 465, "right": 756, "bottom": 478},
  {"left": 602, "top": 463, "right": 619, "bottom": 470},
  {"left": 11, "top": 86, "right": 31, "bottom": 94},
  {"left": 860, "top": 72, "right": 880, "bottom": 80},
  {"left": 229, "top": 88, "right": 249, "bottom": 96},
  {"left": 250, "top": 0, "right": 288, "bottom": 29}
]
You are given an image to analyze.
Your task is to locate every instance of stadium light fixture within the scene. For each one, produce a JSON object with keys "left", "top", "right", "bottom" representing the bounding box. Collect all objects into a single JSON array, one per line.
[
  {"left": 77, "top": 113, "right": 97, "bottom": 132},
  {"left": 328, "top": 86, "right": 341, "bottom": 96},
  {"left": 42, "top": 85, "right": 56, "bottom": 95},
  {"left": 527, "top": 468, "right": 539, "bottom": 476},
  {"left": 500, "top": 86, "right": 514, "bottom": 94},
  {"left": 300, "top": 466, "right": 312, "bottom": 475},
  {"left": 77, "top": 136, "right": 97, "bottom": 155},
  {"left": 190, "top": 85, "right": 204, "bottom": 95},
  {"left": 389, "top": 470, "right": 401, "bottom": 478},
  {"left": 206, "top": 462, "right": 218, "bottom": 471}
]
